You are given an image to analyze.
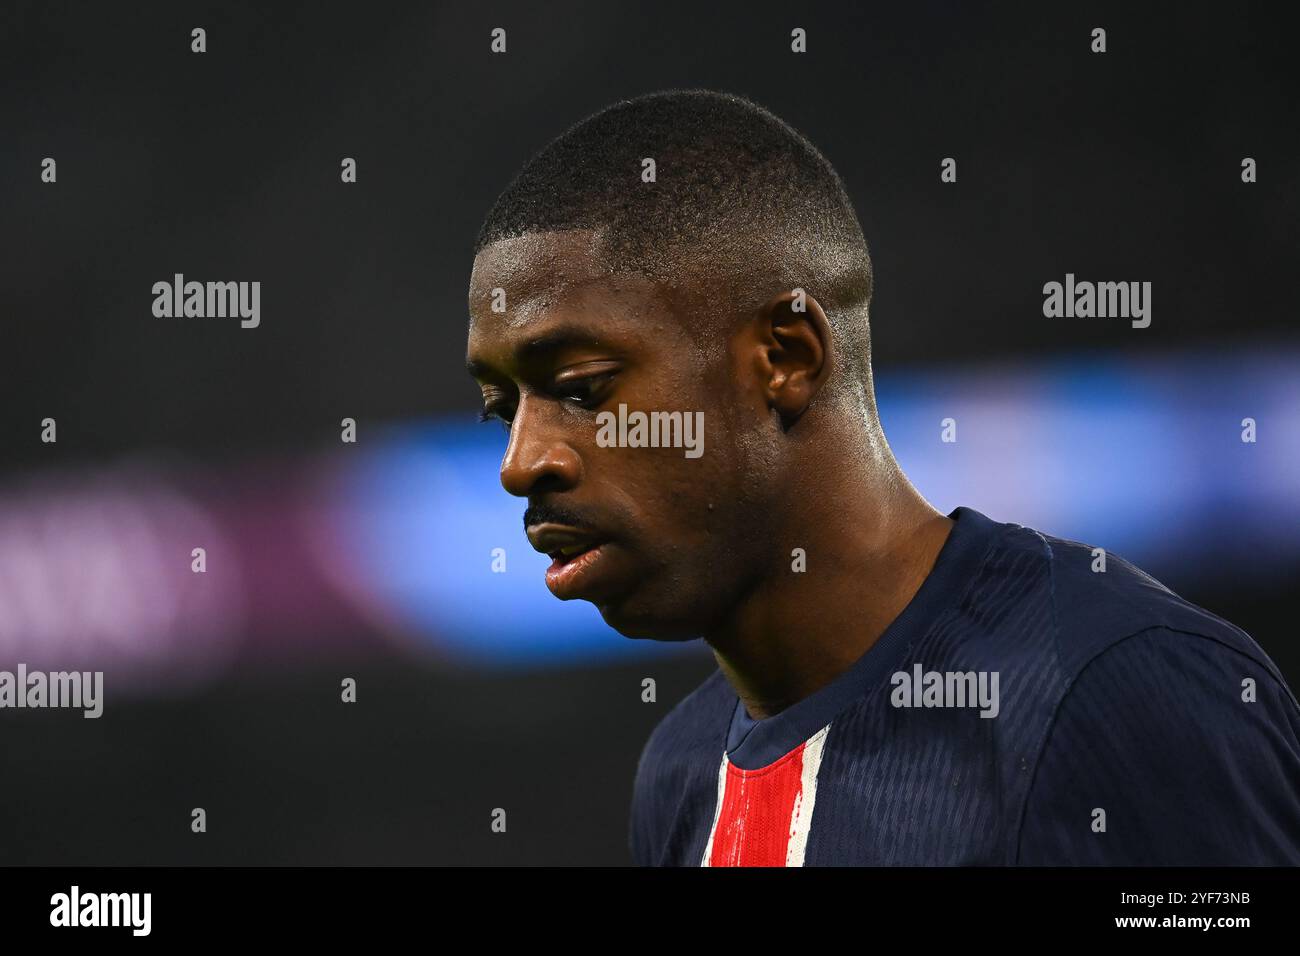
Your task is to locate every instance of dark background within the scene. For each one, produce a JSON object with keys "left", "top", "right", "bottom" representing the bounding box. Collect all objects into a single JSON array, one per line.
[{"left": 1, "top": 0, "right": 1296, "bottom": 864}]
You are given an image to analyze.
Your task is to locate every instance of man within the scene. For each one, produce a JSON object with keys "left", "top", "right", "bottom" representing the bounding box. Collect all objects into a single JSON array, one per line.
[{"left": 465, "top": 89, "right": 1300, "bottom": 865}]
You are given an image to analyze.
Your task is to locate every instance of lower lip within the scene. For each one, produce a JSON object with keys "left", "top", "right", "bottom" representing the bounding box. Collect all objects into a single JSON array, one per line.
[{"left": 545, "top": 544, "right": 610, "bottom": 599}]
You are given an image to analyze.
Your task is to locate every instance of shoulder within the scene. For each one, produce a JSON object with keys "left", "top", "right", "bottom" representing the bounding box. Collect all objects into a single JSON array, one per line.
[
  {"left": 628, "top": 666, "right": 733, "bottom": 865},
  {"left": 633, "top": 666, "right": 733, "bottom": 784},
  {"left": 965, "top": 514, "right": 1300, "bottom": 862},
  {"left": 976, "top": 512, "right": 1285, "bottom": 684},
  {"left": 1015, "top": 622, "right": 1300, "bottom": 864}
]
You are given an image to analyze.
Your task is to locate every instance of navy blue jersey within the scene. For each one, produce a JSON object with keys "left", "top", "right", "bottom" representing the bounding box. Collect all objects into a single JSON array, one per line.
[{"left": 629, "top": 506, "right": 1300, "bottom": 865}]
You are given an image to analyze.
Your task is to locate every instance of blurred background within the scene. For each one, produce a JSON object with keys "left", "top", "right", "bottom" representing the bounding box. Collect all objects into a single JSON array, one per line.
[{"left": 1, "top": 1, "right": 1296, "bottom": 864}]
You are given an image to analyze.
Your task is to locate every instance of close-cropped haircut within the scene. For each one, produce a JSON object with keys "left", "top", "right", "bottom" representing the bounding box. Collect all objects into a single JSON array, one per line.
[{"left": 475, "top": 89, "right": 877, "bottom": 398}]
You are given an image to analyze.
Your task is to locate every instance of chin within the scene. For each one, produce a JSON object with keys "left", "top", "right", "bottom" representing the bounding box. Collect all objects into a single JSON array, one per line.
[{"left": 596, "top": 598, "right": 706, "bottom": 642}]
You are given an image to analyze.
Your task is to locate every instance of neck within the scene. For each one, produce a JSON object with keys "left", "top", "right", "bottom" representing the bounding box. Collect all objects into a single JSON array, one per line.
[{"left": 703, "top": 437, "right": 953, "bottom": 721}]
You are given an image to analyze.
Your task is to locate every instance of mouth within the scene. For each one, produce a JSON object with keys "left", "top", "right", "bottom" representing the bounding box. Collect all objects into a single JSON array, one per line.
[{"left": 526, "top": 524, "right": 613, "bottom": 599}]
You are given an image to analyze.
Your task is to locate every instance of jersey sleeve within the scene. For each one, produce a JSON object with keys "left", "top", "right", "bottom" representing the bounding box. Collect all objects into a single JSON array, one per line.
[{"left": 1016, "top": 626, "right": 1300, "bottom": 865}]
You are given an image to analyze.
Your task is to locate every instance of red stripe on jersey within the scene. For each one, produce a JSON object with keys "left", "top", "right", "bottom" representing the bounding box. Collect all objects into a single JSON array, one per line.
[{"left": 707, "top": 742, "right": 807, "bottom": 867}]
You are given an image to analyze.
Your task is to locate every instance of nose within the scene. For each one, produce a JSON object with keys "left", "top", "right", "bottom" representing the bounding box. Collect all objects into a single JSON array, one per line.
[{"left": 499, "top": 396, "right": 583, "bottom": 498}]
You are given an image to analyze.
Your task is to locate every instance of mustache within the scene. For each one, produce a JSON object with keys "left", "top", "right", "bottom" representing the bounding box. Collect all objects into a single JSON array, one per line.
[{"left": 523, "top": 503, "right": 599, "bottom": 532}]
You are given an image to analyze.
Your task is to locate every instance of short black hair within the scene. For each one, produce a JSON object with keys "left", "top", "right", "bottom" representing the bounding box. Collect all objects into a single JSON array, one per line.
[{"left": 475, "top": 89, "right": 876, "bottom": 396}]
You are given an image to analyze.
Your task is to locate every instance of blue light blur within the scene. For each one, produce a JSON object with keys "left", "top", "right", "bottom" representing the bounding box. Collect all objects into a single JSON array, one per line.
[{"left": 331, "top": 346, "right": 1300, "bottom": 665}]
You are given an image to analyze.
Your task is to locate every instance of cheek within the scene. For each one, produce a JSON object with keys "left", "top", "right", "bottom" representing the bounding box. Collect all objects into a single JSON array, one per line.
[
  {"left": 587, "top": 355, "right": 774, "bottom": 549},
  {"left": 601, "top": 443, "right": 722, "bottom": 521},
  {"left": 584, "top": 434, "right": 739, "bottom": 564},
  {"left": 653, "top": 423, "right": 763, "bottom": 545}
]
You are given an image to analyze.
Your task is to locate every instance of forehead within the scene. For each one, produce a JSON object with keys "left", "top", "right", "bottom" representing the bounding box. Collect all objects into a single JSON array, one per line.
[
  {"left": 468, "top": 229, "right": 607, "bottom": 309},
  {"left": 466, "top": 230, "right": 687, "bottom": 365}
]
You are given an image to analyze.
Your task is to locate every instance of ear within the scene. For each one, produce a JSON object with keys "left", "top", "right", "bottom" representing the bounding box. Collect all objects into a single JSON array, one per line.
[{"left": 752, "top": 288, "right": 833, "bottom": 426}]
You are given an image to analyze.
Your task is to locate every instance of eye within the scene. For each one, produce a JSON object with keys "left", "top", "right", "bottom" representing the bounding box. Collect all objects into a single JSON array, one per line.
[
  {"left": 554, "top": 372, "right": 614, "bottom": 408},
  {"left": 478, "top": 407, "right": 513, "bottom": 432}
]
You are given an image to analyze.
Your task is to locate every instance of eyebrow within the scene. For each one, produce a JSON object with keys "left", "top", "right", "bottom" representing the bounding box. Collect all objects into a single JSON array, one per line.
[{"left": 465, "top": 327, "right": 610, "bottom": 379}]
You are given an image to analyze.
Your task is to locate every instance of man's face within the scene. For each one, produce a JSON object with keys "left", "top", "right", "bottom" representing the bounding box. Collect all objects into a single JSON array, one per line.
[{"left": 466, "top": 230, "right": 781, "bottom": 639}]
